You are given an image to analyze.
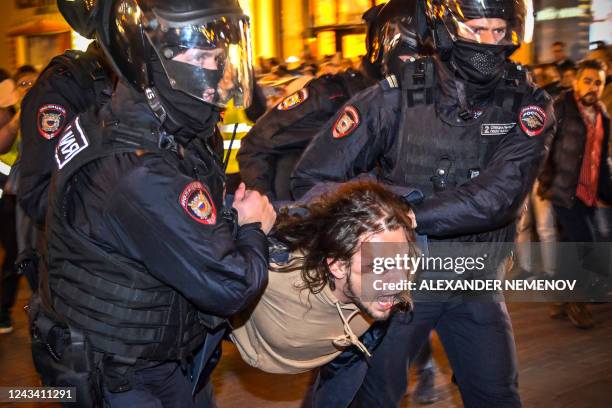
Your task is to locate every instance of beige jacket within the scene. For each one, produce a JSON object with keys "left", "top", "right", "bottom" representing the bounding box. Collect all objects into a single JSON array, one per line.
[{"left": 230, "top": 262, "right": 371, "bottom": 374}]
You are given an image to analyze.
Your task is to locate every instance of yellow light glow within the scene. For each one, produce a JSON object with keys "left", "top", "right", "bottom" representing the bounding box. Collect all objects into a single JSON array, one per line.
[
  {"left": 315, "top": 0, "right": 336, "bottom": 26},
  {"left": 342, "top": 34, "right": 366, "bottom": 59},
  {"left": 317, "top": 31, "right": 336, "bottom": 57},
  {"left": 256, "top": 0, "right": 275, "bottom": 57}
]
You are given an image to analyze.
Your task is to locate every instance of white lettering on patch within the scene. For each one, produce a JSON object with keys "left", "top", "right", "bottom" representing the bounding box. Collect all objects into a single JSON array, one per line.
[{"left": 55, "top": 117, "right": 89, "bottom": 169}]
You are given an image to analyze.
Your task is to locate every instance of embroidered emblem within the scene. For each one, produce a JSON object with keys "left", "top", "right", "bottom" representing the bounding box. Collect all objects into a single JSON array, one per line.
[
  {"left": 332, "top": 105, "right": 360, "bottom": 139},
  {"left": 54, "top": 117, "right": 89, "bottom": 169},
  {"left": 519, "top": 105, "right": 546, "bottom": 137},
  {"left": 180, "top": 181, "right": 217, "bottom": 225},
  {"left": 481, "top": 123, "right": 516, "bottom": 136},
  {"left": 277, "top": 88, "right": 309, "bottom": 111},
  {"left": 38, "top": 104, "right": 67, "bottom": 140}
]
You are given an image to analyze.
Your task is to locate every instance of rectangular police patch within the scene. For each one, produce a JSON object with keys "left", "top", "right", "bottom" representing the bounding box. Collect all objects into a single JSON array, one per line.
[
  {"left": 55, "top": 117, "right": 89, "bottom": 170},
  {"left": 481, "top": 123, "right": 516, "bottom": 136}
]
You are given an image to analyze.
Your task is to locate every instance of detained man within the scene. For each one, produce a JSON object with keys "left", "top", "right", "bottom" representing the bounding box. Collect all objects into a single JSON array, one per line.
[{"left": 230, "top": 181, "right": 418, "bottom": 374}]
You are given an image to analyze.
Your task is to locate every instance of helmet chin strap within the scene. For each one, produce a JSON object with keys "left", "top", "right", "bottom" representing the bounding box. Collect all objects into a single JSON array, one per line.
[
  {"left": 144, "top": 85, "right": 181, "bottom": 131},
  {"left": 144, "top": 86, "right": 167, "bottom": 124}
]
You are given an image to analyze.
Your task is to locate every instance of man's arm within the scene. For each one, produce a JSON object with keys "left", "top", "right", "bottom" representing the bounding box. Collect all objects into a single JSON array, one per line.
[
  {"left": 414, "top": 95, "right": 556, "bottom": 237},
  {"left": 18, "top": 69, "right": 89, "bottom": 224},
  {"left": 238, "top": 77, "right": 343, "bottom": 197},
  {"left": 105, "top": 159, "right": 270, "bottom": 317},
  {"left": 290, "top": 85, "right": 396, "bottom": 199}
]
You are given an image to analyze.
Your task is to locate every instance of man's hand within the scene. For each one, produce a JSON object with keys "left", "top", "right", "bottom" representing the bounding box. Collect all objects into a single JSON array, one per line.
[{"left": 232, "top": 182, "right": 276, "bottom": 234}]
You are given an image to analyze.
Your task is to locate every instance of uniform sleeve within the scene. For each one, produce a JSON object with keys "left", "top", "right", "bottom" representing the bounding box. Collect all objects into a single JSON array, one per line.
[
  {"left": 104, "top": 158, "right": 269, "bottom": 317},
  {"left": 290, "top": 85, "right": 396, "bottom": 199},
  {"left": 237, "top": 77, "right": 343, "bottom": 197},
  {"left": 17, "top": 69, "right": 91, "bottom": 224},
  {"left": 413, "top": 93, "right": 556, "bottom": 237}
]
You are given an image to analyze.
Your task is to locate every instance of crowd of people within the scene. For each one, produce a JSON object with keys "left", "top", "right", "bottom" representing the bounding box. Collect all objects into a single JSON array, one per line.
[
  {"left": 513, "top": 41, "right": 612, "bottom": 329},
  {"left": 0, "top": 0, "right": 610, "bottom": 407}
]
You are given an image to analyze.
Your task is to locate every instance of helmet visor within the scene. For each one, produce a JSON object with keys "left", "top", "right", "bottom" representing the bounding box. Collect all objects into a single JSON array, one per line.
[
  {"left": 381, "top": 17, "right": 420, "bottom": 58},
  {"left": 144, "top": 12, "right": 254, "bottom": 108},
  {"left": 433, "top": 0, "right": 532, "bottom": 46}
]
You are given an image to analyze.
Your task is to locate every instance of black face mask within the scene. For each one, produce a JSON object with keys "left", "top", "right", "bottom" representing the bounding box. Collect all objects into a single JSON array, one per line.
[
  {"left": 150, "top": 58, "right": 220, "bottom": 138},
  {"left": 450, "top": 40, "right": 510, "bottom": 84}
]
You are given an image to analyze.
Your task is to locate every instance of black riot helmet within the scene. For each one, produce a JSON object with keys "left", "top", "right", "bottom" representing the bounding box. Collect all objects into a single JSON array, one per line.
[
  {"left": 368, "top": 0, "right": 428, "bottom": 78},
  {"left": 362, "top": 3, "right": 386, "bottom": 81},
  {"left": 425, "top": 0, "right": 533, "bottom": 83},
  {"left": 97, "top": 0, "right": 254, "bottom": 110},
  {"left": 58, "top": 0, "right": 103, "bottom": 39},
  {"left": 378, "top": 0, "right": 428, "bottom": 77}
]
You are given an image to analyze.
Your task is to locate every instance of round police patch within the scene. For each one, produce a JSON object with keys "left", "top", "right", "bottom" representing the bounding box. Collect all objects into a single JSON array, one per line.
[
  {"left": 180, "top": 181, "right": 217, "bottom": 225},
  {"left": 277, "top": 88, "right": 309, "bottom": 111},
  {"left": 332, "top": 105, "right": 360, "bottom": 139},
  {"left": 519, "top": 105, "right": 546, "bottom": 137},
  {"left": 37, "top": 104, "right": 67, "bottom": 140}
]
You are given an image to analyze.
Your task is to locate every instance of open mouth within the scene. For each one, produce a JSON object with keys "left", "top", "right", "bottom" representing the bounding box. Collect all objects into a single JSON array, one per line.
[{"left": 376, "top": 294, "right": 400, "bottom": 310}]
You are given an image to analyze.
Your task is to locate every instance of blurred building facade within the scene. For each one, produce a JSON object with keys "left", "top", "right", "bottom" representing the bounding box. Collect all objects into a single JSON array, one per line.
[{"left": 0, "top": 0, "right": 608, "bottom": 74}]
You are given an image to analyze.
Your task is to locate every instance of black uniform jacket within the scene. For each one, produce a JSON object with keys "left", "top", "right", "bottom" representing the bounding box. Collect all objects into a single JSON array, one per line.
[
  {"left": 291, "top": 59, "right": 555, "bottom": 239},
  {"left": 18, "top": 45, "right": 110, "bottom": 225},
  {"left": 237, "top": 70, "right": 371, "bottom": 199},
  {"left": 57, "top": 83, "right": 270, "bottom": 317}
]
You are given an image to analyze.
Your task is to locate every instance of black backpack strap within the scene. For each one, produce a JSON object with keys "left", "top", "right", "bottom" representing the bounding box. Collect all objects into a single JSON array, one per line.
[
  {"left": 495, "top": 63, "right": 528, "bottom": 114},
  {"left": 400, "top": 56, "right": 435, "bottom": 107}
]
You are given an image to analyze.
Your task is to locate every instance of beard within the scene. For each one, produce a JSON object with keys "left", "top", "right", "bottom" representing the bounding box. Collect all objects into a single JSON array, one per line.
[
  {"left": 580, "top": 92, "right": 598, "bottom": 106},
  {"left": 344, "top": 275, "right": 391, "bottom": 321}
]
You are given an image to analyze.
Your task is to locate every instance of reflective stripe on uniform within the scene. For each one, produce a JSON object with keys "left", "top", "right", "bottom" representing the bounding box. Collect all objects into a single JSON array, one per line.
[{"left": 0, "top": 160, "right": 11, "bottom": 176}]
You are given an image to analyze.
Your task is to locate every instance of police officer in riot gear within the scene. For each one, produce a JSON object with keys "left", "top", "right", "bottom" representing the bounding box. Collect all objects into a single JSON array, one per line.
[
  {"left": 292, "top": 0, "right": 552, "bottom": 407},
  {"left": 18, "top": 0, "right": 112, "bottom": 226},
  {"left": 237, "top": 0, "right": 425, "bottom": 201},
  {"left": 31, "top": 0, "right": 275, "bottom": 406}
]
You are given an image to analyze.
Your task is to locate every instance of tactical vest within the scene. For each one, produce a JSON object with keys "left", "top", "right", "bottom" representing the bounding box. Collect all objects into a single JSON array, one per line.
[
  {"left": 44, "top": 112, "right": 215, "bottom": 370},
  {"left": 381, "top": 58, "right": 527, "bottom": 293},
  {"left": 385, "top": 57, "right": 527, "bottom": 198}
]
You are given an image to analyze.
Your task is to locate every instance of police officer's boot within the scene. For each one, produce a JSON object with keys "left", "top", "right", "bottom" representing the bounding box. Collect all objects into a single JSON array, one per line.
[{"left": 413, "top": 365, "right": 438, "bottom": 405}]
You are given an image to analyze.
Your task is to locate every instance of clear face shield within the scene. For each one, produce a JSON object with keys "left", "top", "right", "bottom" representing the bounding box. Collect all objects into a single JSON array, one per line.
[
  {"left": 144, "top": 11, "right": 254, "bottom": 108},
  {"left": 434, "top": 0, "right": 533, "bottom": 47}
]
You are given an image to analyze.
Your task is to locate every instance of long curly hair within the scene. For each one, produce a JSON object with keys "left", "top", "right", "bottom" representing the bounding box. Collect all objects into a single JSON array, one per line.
[{"left": 273, "top": 180, "right": 417, "bottom": 296}]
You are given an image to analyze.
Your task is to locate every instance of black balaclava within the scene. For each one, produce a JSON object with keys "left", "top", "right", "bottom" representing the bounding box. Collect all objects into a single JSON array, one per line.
[
  {"left": 150, "top": 57, "right": 221, "bottom": 140},
  {"left": 450, "top": 41, "right": 508, "bottom": 84},
  {"left": 448, "top": 40, "right": 514, "bottom": 103}
]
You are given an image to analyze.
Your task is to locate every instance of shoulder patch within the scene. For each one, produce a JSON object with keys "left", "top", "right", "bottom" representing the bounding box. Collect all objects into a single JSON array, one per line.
[
  {"left": 519, "top": 105, "right": 546, "bottom": 137},
  {"left": 180, "top": 181, "right": 217, "bottom": 225},
  {"left": 38, "top": 104, "right": 67, "bottom": 140},
  {"left": 55, "top": 117, "right": 89, "bottom": 169},
  {"left": 277, "top": 88, "right": 309, "bottom": 111},
  {"left": 332, "top": 105, "right": 360, "bottom": 139}
]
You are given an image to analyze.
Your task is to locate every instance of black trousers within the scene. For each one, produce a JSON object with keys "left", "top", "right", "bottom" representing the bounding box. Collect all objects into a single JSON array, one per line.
[
  {"left": 103, "top": 362, "right": 215, "bottom": 408},
  {"left": 353, "top": 302, "right": 521, "bottom": 408},
  {"left": 553, "top": 201, "right": 612, "bottom": 243},
  {"left": 553, "top": 201, "right": 612, "bottom": 295}
]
